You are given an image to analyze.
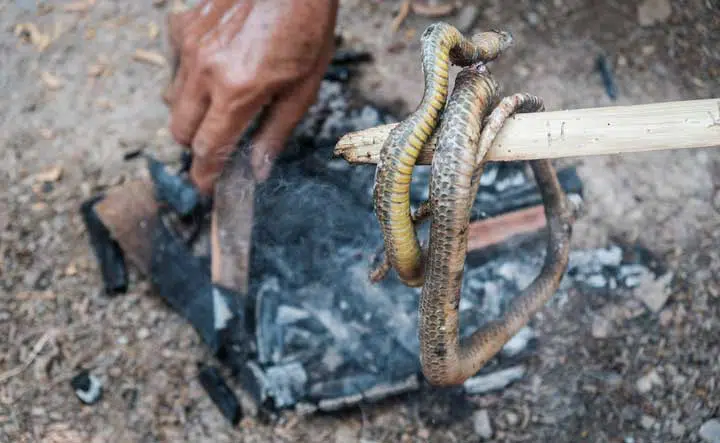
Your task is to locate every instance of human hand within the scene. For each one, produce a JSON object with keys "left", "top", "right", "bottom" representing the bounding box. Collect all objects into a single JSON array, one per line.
[{"left": 164, "top": 0, "right": 338, "bottom": 194}]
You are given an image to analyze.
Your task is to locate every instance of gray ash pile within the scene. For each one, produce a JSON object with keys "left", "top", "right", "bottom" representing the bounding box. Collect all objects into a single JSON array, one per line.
[{"left": 82, "top": 46, "right": 668, "bottom": 424}]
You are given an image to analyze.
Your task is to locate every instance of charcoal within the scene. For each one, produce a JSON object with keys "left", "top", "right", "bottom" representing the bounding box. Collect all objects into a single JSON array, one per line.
[
  {"left": 71, "top": 369, "right": 103, "bottom": 405},
  {"left": 254, "top": 277, "right": 284, "bottom": 365},
  {"left": 79, "top": 196, "right": 128, "bottom": 295},
  {"left": 215, "top": 286, "right": 255, "bottom": 372},
  {"left": 145, "top": 155, "right": 201, "bottom": 217},
  {"left": 149, "top": 217, "right": 216, "bottom": 350},
  {"left": 324, "top": 66, "right": 351, "bottom": 82},
  {"left": 331, "top": 49, "right": 373, "bottom": 65},
  {"left": 198, "top": 365, "right": 242, "bottom": 426},
  {"left": 150, "top": 217, "right": 254, "bottom": 365},
  {"left": 596, "top": 54, "right": 618, "bottom": 100},
  {"left": 264, "top": 362, "right": 309, "bottom": 409},
  {"left": 463, "top": 365, "right": 526, "bottom": 395}
]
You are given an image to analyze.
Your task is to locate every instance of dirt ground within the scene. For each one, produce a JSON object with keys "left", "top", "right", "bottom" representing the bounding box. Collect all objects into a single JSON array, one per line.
[{"left": 1, "top": 0, "right": 719, "bottom": 442}]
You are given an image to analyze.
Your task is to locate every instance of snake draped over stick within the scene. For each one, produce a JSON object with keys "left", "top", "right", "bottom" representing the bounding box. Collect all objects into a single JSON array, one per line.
[{"left": 370, "top": 22, "right": 575, "bottom": 385}]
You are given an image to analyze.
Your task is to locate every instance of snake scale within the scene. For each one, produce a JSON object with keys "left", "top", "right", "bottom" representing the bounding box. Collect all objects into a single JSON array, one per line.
[{"left": 370, "top": 23, "right": 574, "bottom": 385}]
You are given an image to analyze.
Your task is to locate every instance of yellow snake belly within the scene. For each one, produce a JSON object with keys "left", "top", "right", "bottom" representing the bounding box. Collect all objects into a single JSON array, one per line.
[{"left": 372, "top": 23, "right": 513, "bottom": 287}]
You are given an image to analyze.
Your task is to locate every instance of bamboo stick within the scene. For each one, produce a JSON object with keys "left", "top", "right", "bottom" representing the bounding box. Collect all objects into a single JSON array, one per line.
[{"left": 333, "top": 99, "right": 720, "bottom": 164}]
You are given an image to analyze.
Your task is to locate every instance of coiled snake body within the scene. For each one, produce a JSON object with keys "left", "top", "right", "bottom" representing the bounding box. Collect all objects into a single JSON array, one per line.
[{"left": 371, "top": 23, "right": 574, "bottom": 385}]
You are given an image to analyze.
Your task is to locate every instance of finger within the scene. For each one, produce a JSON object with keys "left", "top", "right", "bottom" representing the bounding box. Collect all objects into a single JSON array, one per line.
[
  {"left": 162, "top": 58, "right": 187, "bottom": 106},
  {"left": 170, "top": 69, "right": 210, "bottom": 146},
  {"left": 168, "top": 8, "right": 192, "bottom": 53},
  {"left": 190, "top": 88, "right": 273, "bottom": 194},
  {"left": 249, "top": 43, "right": 334, "bottom": 181}
]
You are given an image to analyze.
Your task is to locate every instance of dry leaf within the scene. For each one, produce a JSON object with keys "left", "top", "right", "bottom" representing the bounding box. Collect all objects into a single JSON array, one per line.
[
  {"left": 148, "top": 22, "right": 159, "bottom": 40},
  {"left": 171, "top": 0, "right": 190, "bottom": 13},
  {"left": 16, "top": 291, "right": 56, "bottom": 301},
  {"left": 391, "top": 0, "right": 412, "bottom": 32},
  {"left": 31, "top": 202, "right": 50, "bottom": 213},
  {"left": 62, "top": 1, "right": 92, "bottom": 13},
  {"left": 95, "top": 97, "right": 114, "bottom": 110},
  {"left": 14, "top": 23, "right": 51, "bottom": 51},
  {"left": 87, "top": 63, "right": 107, "bottom": 77},
  {"left": 85, "top": 27, "right": 96, "bottom": 40},
  {"left": 40, "top": 71, "right": 63, "bottom": 90},
  {"left": 411, "top": 1, "right": 456, "bottom": 17},
  {"left": 39, "top": 128, "right": 55, "bottom": 140},
  {"left": 65, "top": 262, "right": 78, "bottom": 276},
  {"left": 132, "top": 49, "right": 167, "bottom": 67},
  {"left": 35, "top": 165, "right": 64, "bottom": 183},
  {"left": 38, "top": 4, "right": 54, "bottom": 15}
]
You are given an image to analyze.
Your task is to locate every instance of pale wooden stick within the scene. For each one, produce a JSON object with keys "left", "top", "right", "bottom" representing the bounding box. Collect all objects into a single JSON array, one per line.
[{"left": 333, "top": 99, "right": 720, "bottom": 164}]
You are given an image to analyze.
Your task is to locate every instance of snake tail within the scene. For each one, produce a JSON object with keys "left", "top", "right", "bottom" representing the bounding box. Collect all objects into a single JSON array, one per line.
[
  {"left": 419, "top": 86, "right": 573, "bottom": 386},
  {"left": 372, "top": 23, "right": 513, "bottom": 287}
]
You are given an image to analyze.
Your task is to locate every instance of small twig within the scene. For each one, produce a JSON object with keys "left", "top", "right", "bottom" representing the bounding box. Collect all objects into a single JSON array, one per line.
[
  {"left": 391, "top": 0, "right": 412, "bottom": 32},
  {"left": 0, "top": 330, "right": 54, "bottom": 383},
  {"left": 411, "top": 1, "right": 457, "bottom": 17},
  {"left": 132, "top": 49, "right": 168, "bottom": 67}
]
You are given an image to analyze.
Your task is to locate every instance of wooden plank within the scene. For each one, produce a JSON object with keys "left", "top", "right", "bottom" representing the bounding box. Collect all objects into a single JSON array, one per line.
[{"left": 211, "top": 149, "right": 255, "bottom": 295}]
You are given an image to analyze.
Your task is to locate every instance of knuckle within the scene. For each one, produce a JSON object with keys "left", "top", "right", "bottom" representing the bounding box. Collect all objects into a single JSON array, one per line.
[
  {"left": 180, "top": 36, "right": 200, "bottom": 57},
  {"left": 170, "top": 123, "right": 193, "bottom": 146},
  {"left": 214, "top": 69, "right": 249, "bottom": 94}
]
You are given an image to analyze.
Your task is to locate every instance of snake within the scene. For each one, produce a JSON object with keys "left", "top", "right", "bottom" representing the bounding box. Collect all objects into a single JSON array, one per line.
[
  {"left": 371, "top": 23, "right": 513, "bottom": 287},
  {"left": 370, "top": 23, "right": 574, "bottom": 385}
]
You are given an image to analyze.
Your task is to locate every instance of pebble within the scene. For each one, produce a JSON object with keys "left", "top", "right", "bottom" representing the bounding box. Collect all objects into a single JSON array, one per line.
[
  {"left": 637, "top": 0, "right": 672, "bottom": 27},
  {"left": 472, "top": 409, "right": 493, "bottom": 440},
  {"left": 591, "top": 315, "right": 611, "bottom": 339},
  {"left": 634, "top": 272, "right": 673, "bottom": 312},
  {"left": 658, "top": 308, "right": 674, "bottom": 327},
  {"left": 505, "top": 411, "right": 520, "bottom": 427},
  {"left": 636, "top": 369, "right": 663, "bottom": 394},
  {"left": 670, "top": 420, "right": 686, "bottom": 438},
  {"left": 526, "top": 11, "right": 539, "bottom": 26},
  {"left": 700, "top": 419, "right": 720, "bottom": 443},
  {"left": 136, "top": 328, "right": 150, "bottom": 340},
  {"left": 640, "top": 415, "right": 656, "bottom": 430},
  {"left": 335, "top": 425, "right": 358, "bottom": 443},
  {"left": 586, "top": 274, "right": 607, "bottom": 288},
  {"left": 513, "top": 64, "right": 530, "bottom": 78}
]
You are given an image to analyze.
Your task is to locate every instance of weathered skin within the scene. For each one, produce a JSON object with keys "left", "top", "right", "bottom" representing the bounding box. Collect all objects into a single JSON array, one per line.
[
  {"left": 165, "top": 0, "right": 339, "bottom": 193},
  {"left": 371, "top": 23, "right": 513, "bottom": 287},
  {"left": 418, "top": 70, "right": 574, "bottom": 385}
]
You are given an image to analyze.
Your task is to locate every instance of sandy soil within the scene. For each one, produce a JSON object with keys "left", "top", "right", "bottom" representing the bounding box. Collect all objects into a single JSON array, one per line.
[{"left": 1, "top": 0, "right": 719, "bottom": 442}]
